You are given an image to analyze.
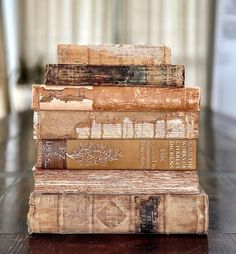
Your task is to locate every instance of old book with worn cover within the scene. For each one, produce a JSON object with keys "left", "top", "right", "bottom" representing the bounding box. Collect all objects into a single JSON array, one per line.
[
  {"left": 45, "top": 64, "right": 184, "bottom": 87},
  {"left": 27, "top": 188, "right": 208, "bottom": 234},
  {"left": 57, "top": 44, "right": 171, "bottom": 65},
  {"left": 32, "top": 85, "right": 200, "bottom": 111},
  {"left": 35, "top": 139, "right": 197, "bottom": 170},
  {"left": 33, "top": 111, "right": 199, "bottom": 140},
  {"left": 33, "top": 168, "right": 199, "bottom": 194}
]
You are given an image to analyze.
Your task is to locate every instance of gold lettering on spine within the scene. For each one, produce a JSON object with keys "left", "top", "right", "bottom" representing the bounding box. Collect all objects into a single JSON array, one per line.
[
  {"left": 37, "top": 141, "right": 43, "bottom": 168},
  {"left": 151, "top": 143, "right": 157, "bottom": 169},
  {"left": 182, "top": 141, "right": 187, "bottom": 168},
  {"left": 140, "top": 140, "right": 146, "bottom": 169},
  {"left": 187, "top": 141, "right": 193, "bottom": 169},
  {"left": 168, "top": 141, "right": 175, "bottom": 169},
  {"left": 175, "top": 141, "right": 181, "bottom": 169}
]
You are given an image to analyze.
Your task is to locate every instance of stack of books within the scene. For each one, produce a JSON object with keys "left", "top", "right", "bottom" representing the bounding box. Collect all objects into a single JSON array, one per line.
[{"left": 28, "top": 44, "right": 208, "bottom": 234}]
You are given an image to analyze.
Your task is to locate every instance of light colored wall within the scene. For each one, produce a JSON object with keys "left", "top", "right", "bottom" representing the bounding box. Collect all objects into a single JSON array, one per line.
[{"left": 212, "top": 0, "right": 236, "bottom": 119}]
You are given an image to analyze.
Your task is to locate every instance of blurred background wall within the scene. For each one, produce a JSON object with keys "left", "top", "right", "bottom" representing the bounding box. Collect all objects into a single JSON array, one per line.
[{"left": 1, "top": 0, "right": 235, "bottom": 119}]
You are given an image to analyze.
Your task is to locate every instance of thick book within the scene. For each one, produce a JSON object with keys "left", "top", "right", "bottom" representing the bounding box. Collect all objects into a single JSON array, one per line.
[
  {"left": 57, "top": 44, "right": 171, "bottom": 65},
  {"left": 45, "top": 64, "right": 184, "bottom": 87},
  {"left": 32, "top": 85, "right": 200, "bottom": 111},
  {"left": 35, "top": 139, "right": 196, "bottom": 170},
  {"left": 33, "top": 168, "right": 199, "bottom": 194},
  {"left": 27, "top": 188, "right": 208, "bottom": 234},
  {"left": 33, "top": 111, "right": 199, "bottom": 140}
]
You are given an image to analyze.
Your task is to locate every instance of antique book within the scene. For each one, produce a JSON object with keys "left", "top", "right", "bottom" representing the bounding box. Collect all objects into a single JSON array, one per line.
[
  {"left": 45, "top": 64, "right": 184, "bottom": 87},
  {"left": 57, "top": 44, "right": 171, "bottom": 65},
  {"left": 33, "top": 168, "right": 199, "bottom": 194},
  {"left": 33, "top": 111, "right": 199, "bottom": 140},
  {"left": 35, "top": 139, "right": 197, "bottom": 170},
  {"left": 27, "top": 188, "right": 208, "bottom": 234},
  {"left": 32, "top": 85, "right": 200, "bottom": 111}
]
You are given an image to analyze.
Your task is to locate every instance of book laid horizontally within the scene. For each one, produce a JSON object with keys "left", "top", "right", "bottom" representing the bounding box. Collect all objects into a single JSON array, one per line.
[
  {"left": 32, "top": 85, "right": 200, "bottom": 111},
  {"left": 35, "top": 139, "right": 196, "bottom": 170},
  {"left": 57, "top": 44, "right": 171, "bottom": 65},
  {"left": 33, "top": 111, "right": 199, "bottom": 140},
  {"left": 27, "top": 188, "right": 208, "bottom": 234},
  {"left": 33, "top": 168, "right": 199, "bottom": 194},
  {"left": 45, "top": 64, "right": 184, "bottom": 87}
]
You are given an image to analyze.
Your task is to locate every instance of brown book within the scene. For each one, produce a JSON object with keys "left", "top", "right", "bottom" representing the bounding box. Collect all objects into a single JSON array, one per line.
[
  {"left": 35, "top": 139, "right": 197, "bottom": 170},
  {"left": 45, "top": 64, "right": 184, "bottom": 87},
  {"left": 32, "top": 85, "right": 200, "bottom": 111},
  {"left": 33, "top": 168, "right": 199, "bottom": 194},
  {"left": 27, "top": 188, "right": 208, "bottom": 234},
  {"left": 33, "top": 111, "right": 199, "bottom": 140},
  {"left": 57, "top": 44, "right": 171, "bottom": 65}
]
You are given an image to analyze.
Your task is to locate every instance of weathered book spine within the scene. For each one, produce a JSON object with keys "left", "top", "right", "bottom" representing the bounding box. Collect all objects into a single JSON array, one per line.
[
  {"left": 33, "top": 111, "right": 199, "bottom": 140},
  {"left": 27, "top": 189, "right": 208, "bottom": 234},
  {"left": 57, "top": 44, "right": 171, "bottom": 65},
  {"left": 45, "top": 64, "right": 184, "bottom": 87},
  {"left": 32, "top": 85, "right": 200, "bottom": 111},
  {"left": 35, "top": 139, "right": 196, "bottom": 170},
  {"left": 33, "top": 168, "right": 199, "bottom": 194}
]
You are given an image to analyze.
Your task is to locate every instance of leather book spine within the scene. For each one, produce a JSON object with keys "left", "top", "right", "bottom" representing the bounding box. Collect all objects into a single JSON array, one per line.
[
  {"left": 57, "top": 44, "right": 171, "bottom": 65},
  {"left": 35, "top": 139, "right": 197, "bottom": 170},
  {"left": 33, "top": 111, "right": 199, "bottom": 140},
  {"left": 33, "top": 168, "right": 200, "bottom": 194},
  {"left": 32, "top": 85, "right": 200, "bottom": 111},
  {"left": 45, "top": 64, "right": 184, "bottom": 87},
  {"left": 27, "top": 189, "right": 208, "bottom": 234}
]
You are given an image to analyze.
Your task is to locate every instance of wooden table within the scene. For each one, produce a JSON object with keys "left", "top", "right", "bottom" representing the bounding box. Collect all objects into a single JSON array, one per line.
[{"left": 0, "top": 109, "right": 236, "bottom": 253}]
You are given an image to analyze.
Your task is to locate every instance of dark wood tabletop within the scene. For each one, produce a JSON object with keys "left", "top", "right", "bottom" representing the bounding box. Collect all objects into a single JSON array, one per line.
[{"left": 0, "top": 109, "right": 236, "bottom": 254}]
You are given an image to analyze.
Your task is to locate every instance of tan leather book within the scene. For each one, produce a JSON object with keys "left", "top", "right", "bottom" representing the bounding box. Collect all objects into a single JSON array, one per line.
[
  {"left": 35, "top": 139, "right": 197, "bottom": 170},
  {"left": 33, "top": 168, "right": 199, "bottom": 194},
  {"left": 27, "top": 188, "right": 208, "bottom": 234},
  {"left": 33, "top": 111, "right": 199, "bottom": 140},
  {"left": 32, "top": 85, "right": 200, "bottom": 111},
  {"left": 57, "top": 44, "right": 171, "bottom": 65},
  {"left": 45, "top": 64, "right": 184, "bottom": 87}
]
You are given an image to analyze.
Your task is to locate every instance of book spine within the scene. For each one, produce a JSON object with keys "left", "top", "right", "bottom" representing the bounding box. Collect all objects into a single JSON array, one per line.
[
  {"left": 33, "top": 168, "right": 199, "bottom": 194},
  {"left": 27, "top": 191, "right": 208, "bottom": 234},
  {"left": 45, "top": 64, "right": 184, "bottom": 87},
  {"left": 32, "top": 85, "right": 200, "bottom": 111},
  {"left": 35, "top": 139, "right": 196, "bottom": 170},
  {"left": 33, "top": 111, "right": 199, "bottom": 140},
  {"left": 57, "top": 44, "right": 171, "bottom": 65}
]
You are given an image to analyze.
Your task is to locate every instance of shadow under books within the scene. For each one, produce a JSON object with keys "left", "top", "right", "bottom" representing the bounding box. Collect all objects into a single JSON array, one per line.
[{"left": 28, "top": 234, "right": 208, "bottom": 254}]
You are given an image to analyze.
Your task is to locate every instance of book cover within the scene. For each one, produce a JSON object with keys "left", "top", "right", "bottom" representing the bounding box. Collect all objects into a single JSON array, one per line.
[
  {"left": 28, "top": 188, "right": 208, "bottom": 234},
  {"left": 35, "top": 139, "right": 197, "bottom": 170},
  {"left": 33, "top": 111, "right": 199, "bottom": 140},
  {"left": 32, "top": 85, "right": 200, "bottom": 111},
  {"left": 45, "top": 64, "right": 184, "bottom": 87},
  {"left": 57, "top": 44, "right": 171, "bottom": 65},
  {"left": 33, "top": 168, "right": 199, "bottom": 194}
]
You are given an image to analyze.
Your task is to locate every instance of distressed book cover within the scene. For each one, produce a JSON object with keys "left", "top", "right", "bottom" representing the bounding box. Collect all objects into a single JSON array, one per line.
[
  {"left": 33, "top": 111, "right": 199, "bottom": 140},
  {"left": 57, "top": 44, "right": 171, "bottom": 65},
  {"left": 27, "top": 188, "right": 208, "bottom": 234},
  {"left": 45, "top": 64, "right": 184, "bottom": 87},
  {"left": 32, "top": 85, "right": 200, "bottom": 111},
  {"left": 33, "top": 168, "right": 200, "bottom": 194}
]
